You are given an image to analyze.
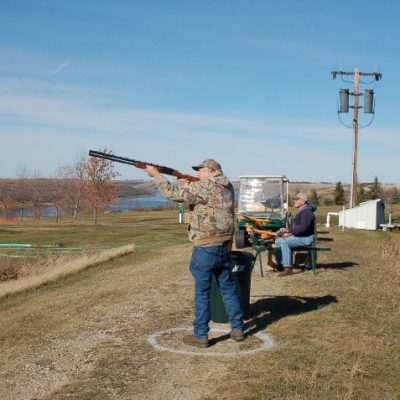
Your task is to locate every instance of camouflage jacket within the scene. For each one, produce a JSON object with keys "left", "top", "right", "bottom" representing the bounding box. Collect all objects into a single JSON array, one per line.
[{"left": 153, "top": 171, "right": 234, "bottom": 246}]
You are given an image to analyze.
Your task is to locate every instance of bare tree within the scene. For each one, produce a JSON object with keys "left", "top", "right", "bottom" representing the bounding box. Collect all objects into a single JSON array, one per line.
[
  {"left": 30, "top": 171, "right": 46, "bottom": 219},
  {"left": 51, "top": 166, "right": 71, "bottom": 223},
  {"left": 15, "top": 164, "right": 30, "bottom": 221},
  {"left": 15, "top": 164, "right": 29, "bottom": 181},
  {"left": 0, "top": 192, "right": 18, "bottom": 220},
  {"left": 83, "top": 149, "right": 120, "bottom": 224},
  {"left": 61, "top": 155, "right": 88, "bottom": 222},
  {"left": 392, "top": 186, "right": 400, "bottom": 204}
]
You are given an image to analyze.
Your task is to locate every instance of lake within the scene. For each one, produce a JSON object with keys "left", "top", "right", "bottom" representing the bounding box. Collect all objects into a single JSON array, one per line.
[
  {"left": 108, "top": 195, "right": 175, "bottom": 211},
  {"left": 9, "top": 191, "right": 238, "bottom": 218},
  {"left": 11, "top": 195, "right": 176, "bottom": 218}
]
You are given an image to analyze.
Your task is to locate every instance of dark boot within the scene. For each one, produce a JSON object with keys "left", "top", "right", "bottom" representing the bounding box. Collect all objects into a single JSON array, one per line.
[
  {"left": 271, "top": 263, "right": 284, "bottom": 272},
  {"left": 277, "top": 267, "right": 293, "bottom": 277},
  {"left": 230, "top": 330, "right": 245, "bottom": 341},
  {"left": 183, "top": 335, "right": 209, "bottom": 348}
]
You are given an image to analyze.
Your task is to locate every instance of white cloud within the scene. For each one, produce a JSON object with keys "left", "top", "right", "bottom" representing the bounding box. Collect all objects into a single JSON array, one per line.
[
  {"left": 49, "top": 61, "right": 71, "bottom": 77},
  {"left": 0, "top": 78, "right": 398, "bottom": 182}
]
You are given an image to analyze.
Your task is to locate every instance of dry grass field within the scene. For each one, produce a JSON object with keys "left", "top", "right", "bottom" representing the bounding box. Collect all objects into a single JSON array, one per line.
[{"left": 0, "top": 210, "right": 399, "bottom": 399}]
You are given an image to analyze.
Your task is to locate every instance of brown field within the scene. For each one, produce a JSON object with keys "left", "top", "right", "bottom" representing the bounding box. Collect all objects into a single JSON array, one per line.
[{"left": 0, "top": 210, "right": 399, "bottom": 399}]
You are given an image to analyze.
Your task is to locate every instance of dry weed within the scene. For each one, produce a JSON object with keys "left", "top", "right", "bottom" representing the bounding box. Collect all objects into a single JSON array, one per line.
[
  {"left": 0, "top": 263, "right": 19, "bottom": 281},
  {"left": 0, "top": 244, "right": 135, "bottom": 298},
  {"left": 0, "top": 254, "right": 62, "bottom": 282},
  {"left": 379, "top": 235, "right": 400, "bottom": 284}
]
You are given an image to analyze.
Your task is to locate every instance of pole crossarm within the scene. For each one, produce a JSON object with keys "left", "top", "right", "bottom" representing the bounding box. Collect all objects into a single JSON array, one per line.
[{"left": 331, "top": 70, "right": 382, "bottom": 80}]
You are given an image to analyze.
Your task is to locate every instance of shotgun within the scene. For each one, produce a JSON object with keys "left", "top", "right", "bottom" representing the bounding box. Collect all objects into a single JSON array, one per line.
[{"left": 89, "top": 150, "right": 199, "bottom": 183}]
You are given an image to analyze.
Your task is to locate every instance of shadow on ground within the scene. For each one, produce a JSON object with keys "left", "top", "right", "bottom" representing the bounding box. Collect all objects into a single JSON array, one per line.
[
  {"left": 316, "top": 261, "right": 357, "bottom": 270},
  {"left": 208, "top": 333, "right": 231, "bottom": 346},
  {"left": 245, "top": 294, "right": 338, "bottom": 336},
  {"left": 284, "top": 261, "right": 357, "bottom": 273},
  {"left": 317, "top": 237, "right": 334, "bottom": 242}
]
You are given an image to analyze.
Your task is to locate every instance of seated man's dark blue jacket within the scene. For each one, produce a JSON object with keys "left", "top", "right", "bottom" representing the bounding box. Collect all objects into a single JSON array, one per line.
[{"left": 289, "top": 204, "right": 315, "bottom": 237}]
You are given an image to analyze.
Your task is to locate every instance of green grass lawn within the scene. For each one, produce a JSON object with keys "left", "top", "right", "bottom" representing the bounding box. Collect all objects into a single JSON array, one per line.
[{"left": 0, "top": 209, "right": 188, "bottom": 247}]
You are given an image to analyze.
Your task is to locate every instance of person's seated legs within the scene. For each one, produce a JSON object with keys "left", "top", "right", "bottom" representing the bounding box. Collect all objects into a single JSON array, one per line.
[
  {"left": 277, "top": 235, "right": 315, "bottom": 277},
  {"left": 272, "top": 237, "right": 285, "bottom": 272},
  {"left": 275, "top": 236, "right": 293, "bottom": 276}
]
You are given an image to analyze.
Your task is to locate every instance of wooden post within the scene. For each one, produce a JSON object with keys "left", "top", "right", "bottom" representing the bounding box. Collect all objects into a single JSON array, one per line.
[{"left": 350, "top": 68, "right": 360, "bottom": 208}]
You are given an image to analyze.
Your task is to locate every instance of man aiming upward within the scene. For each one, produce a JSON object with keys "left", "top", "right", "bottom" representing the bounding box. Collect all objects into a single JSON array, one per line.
[{"left": 145, "top": 159, "right": 245, "bottom": 348}]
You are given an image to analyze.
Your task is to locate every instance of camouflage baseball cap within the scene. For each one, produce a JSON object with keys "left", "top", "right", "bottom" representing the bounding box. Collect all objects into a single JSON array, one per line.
[{"left": 192, "top": 159, "right": 222, "bottom": 171}]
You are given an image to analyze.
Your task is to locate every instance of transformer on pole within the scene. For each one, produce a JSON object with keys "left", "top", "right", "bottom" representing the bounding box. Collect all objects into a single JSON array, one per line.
[{"left": 331, "top": 68, "right": 382, "bottom": 208}]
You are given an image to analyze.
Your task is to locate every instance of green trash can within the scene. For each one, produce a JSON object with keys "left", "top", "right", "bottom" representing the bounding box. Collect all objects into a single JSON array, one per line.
[{"left": 210, "top": 251, "right": 255, "bottom": 323}]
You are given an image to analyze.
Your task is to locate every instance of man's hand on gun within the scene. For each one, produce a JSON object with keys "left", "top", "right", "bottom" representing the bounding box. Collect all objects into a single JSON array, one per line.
[
  {"left": 145, "top": 165, "right": 191, "bottom": 183},
  {"left": 145, "top": 165, "right": 160, "bottom": 177},
  {"left": 278, "top": 227, "right": 292, "bottom": 238}
]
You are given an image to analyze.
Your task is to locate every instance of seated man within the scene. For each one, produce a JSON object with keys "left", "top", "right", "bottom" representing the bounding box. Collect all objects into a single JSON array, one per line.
[{"left": 274, "top": 193, "right": 316, "bottom": 277}]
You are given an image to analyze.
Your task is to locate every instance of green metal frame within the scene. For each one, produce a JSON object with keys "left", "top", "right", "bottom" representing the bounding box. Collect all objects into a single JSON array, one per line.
[{"left": 293, "top": 246, "right": 331, "bottom": 275}]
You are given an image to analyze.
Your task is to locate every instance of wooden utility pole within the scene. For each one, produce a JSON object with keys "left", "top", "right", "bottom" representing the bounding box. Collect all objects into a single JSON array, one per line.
[
  {"left": 331, "top": 68, "right": 382, "bottom": 208},
  {"left": 351, "top": 68, "right": 360, "bottom": 209}
]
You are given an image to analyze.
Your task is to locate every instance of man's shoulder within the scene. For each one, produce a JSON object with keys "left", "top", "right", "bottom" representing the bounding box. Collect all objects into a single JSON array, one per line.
[
  {"left": 308, "top": 204, "right": 317, "bottom": 212},
  {"left": 300, "top": 205, "right": 316, "bottom": 213},
  {"left": 193, "top": 178, "right": 230, "bottom": 189},
  {"left": 297, "top": 206, "right": 315, "bottom": 219}
]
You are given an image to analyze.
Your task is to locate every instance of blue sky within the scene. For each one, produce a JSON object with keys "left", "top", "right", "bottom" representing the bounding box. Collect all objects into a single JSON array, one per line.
[{"left": 1, "top": 0, "right": 399, "bottom": 183}]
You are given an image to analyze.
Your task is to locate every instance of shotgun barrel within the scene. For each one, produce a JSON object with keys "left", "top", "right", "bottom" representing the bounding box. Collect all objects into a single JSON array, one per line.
[{"left": 89, "top": 150, "right": 199, "bottom": 182}]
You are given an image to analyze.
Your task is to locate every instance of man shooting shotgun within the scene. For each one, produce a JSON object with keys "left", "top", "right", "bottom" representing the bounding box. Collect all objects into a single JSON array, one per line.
[
  {"left": 88, "top": 150, "right": 199, "bottom": 183},
  {"left": 145, "top": 159, "right": 245, "bottom": 348},
  {"left": 89, "top": 150, "right": 245, "bottom": 347}
]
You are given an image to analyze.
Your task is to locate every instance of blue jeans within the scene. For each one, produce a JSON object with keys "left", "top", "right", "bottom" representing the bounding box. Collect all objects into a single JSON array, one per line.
[
  {"left": 275, "top": 235, "right": 315, "bottom": 268},
  {"left": 189, "top": 243, "right": 244, "bottom": 338}
]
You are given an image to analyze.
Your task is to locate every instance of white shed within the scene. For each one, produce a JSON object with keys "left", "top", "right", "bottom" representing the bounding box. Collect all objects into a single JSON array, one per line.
[{"left": 339, "top": 199, "right": 385, "bottom": 230}]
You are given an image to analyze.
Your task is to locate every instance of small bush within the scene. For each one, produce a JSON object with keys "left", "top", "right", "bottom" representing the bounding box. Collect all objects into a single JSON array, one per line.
[
  {"left": 0, "top": 263, "right": 19, "bottom": 281},
  {"left": 0, "top": 254, "right": 60, "bottom": 282}
]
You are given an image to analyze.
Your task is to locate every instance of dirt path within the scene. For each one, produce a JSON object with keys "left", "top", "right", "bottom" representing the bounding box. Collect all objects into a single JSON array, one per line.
[{"left": 1, "top": 244, "right": 291, "bottom": 400}]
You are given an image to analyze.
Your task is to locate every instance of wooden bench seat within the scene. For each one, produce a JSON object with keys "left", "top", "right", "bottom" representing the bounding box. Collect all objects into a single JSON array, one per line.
[
  {"left": 253, "top": 243, "right": 331, "bottom": 276},
  {"left": 292, "top": 246, "right": 331, "bottom": 274}
]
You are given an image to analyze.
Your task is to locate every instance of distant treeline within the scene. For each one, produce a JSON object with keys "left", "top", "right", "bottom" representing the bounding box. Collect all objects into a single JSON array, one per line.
[
  {"left": 0, "top": 151, "right": 157, "bottom": 224},
  {"left": 2, "top": 162, "right": 399, "bottom": 223},
  {"left": 293, "top": 178, "right": 400, "bottom": 207}
]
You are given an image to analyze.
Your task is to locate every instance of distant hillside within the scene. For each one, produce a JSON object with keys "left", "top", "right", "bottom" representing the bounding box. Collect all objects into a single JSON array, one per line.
[
  {"left": 119, "top": 179, "right": 399, "bottom": 204},
  {"left": 289, "top": 182, "right": 399, "bottom": 204},
  {"left": 231, "top": 180, "right": 399, "bottom": 205},
  {"left": 1, "top": 177, "right": 394, "bottom": 204}
]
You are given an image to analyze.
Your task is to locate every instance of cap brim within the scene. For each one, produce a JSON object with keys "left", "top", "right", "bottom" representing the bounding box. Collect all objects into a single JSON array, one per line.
[{"left": 192, "top": 165, "right": 202, "bottom": 171}]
